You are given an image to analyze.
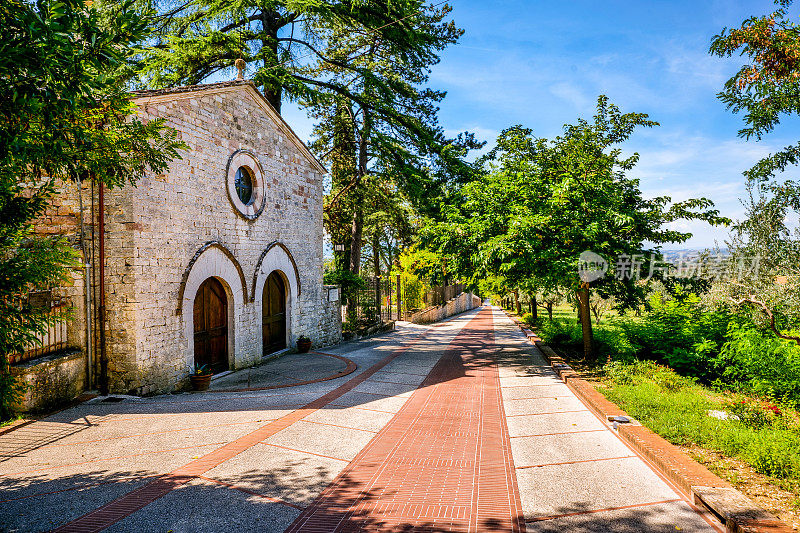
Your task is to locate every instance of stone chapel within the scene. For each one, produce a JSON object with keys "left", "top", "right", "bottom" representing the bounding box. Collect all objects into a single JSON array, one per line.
[{"left": 16, "top": 79, "right": 342, "bottom": 407}]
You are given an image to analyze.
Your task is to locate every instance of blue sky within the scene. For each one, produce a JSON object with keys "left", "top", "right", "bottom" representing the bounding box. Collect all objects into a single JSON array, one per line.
[{"left": 283, "top": 0, "right": 800, "bottom": 248}]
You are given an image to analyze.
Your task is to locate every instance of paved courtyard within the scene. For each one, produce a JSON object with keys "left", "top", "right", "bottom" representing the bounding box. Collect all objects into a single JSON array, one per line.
[{"left": 0, "top": 306, "right": 722, "bottom": 532}]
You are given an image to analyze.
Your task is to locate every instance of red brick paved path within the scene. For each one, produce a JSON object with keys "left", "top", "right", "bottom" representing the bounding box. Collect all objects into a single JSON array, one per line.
[
  {"left": 50, "top": 330, "right": 435, "bottom": 533},
  {"left": 286, "top": 307, "right": 525, "bottom": 532}
]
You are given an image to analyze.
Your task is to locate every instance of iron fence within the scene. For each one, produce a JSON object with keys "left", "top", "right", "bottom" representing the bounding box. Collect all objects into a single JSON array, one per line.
[
  {"left": 9, "top": 290, "right": 69, "bottom": 365},
  {"left": 342, "top": 278, "right": 469, "bottom": 326}
]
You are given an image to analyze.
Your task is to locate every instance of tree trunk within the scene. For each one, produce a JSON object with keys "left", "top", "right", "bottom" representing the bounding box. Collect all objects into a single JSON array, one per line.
[
  {"left": 531, "top": 294, "right": 538, "bottom": 321},
  {"left": 347, "top": 94, "right": 372, "bottom": 278},
  {"left": 373, "top": 234, "right": 381, "bottom": 322},
  {"left": 576, "top": 284, "right": 594, "bottom": 360},
  {"left": 349, "top": 208, "right": 363, "bottom": 276},
  {"left": 372, "top": 234, "right": 380, "bottom": 277},
  {"left": 260, "top": 11, "right": 283, "bottom": 113},
  {"left": 327, "top": 96, "right": 356, "bottom": 275},
  {"left": 547, "top": 303, "right": 553, "bottom": 320},
  {"left": 514, "top": 290, "right": 521, "bottom": 315}
]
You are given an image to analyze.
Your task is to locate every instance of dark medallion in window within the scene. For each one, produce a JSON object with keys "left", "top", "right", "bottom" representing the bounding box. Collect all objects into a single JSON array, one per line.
[
  {"left": 234, "top": 167, "right": 254, "bottom": 206},
  {"left": 226, "top": 150, "right": 265, "bottom": 219}
]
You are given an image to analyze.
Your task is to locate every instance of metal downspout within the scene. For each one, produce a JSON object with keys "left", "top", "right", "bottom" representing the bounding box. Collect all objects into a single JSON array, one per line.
[
  {"left": 77, "top": 181, "right": 93, "bottom": 389},
  {"left": 98, "top": 181, "right": 108, "bottom": 396}
]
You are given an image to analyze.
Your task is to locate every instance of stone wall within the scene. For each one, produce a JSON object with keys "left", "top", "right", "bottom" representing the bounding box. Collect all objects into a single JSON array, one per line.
[
  {"left": 25, "top": 81, "right": 342, "bottom": 399},
  {"left": 410, "top": 293, "right": 482, "bottom": 325},
  {"left": 12, "top": 350, "right": 86, "bottom": 413},
  {"left": 320, "top": 285, "right": 343, "bottom": 347},
  {"left": 92, "top": 81, "right": 340, "bottom": 395},
  {"left": 20, "top": 179, "right": 92, "bottom": 411}
]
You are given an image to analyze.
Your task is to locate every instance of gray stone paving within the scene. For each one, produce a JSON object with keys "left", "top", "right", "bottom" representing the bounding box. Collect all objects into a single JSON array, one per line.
[
  {"left": 0, "top": 308, "right": 721, "bottom": 532},
  {"left": 209, "top": 351, "right": 350, "bottom": 391},
  {"left": 490, "top": 307, "right": 717, "bottom": 531}
]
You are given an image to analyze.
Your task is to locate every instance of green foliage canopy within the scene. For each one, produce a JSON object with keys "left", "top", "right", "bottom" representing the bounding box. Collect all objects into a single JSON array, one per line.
[
  {"left": 711, "top": 1, "right": 800, "bottom": 335},
  {"left": 0, "top": 0, "right": 183, "bottom": 417},
  {"left": 425, "top": 96, "right": 728, "bottom": 308}
]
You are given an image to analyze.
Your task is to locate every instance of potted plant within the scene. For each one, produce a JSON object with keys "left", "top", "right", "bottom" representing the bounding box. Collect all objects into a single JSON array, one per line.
[
  {"left": 190, "top": 364, "right": 213, "bottom": 391},
  {"left": 296, "top": 335, "right": 312, "bottom": 353}
]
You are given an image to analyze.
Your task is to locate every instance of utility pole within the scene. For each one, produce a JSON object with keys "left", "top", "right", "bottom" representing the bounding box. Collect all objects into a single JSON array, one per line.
[{"left": 396, "top": 274, "right": 401, "bottom": 321}]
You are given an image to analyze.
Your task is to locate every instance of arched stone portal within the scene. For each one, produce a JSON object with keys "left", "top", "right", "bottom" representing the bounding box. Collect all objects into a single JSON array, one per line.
[
  {"left": 193, "top": 277, "right": 229, "bottom": 373},
  {"left": 179, "top": 243, "right": 246, "bottom": 374},
  {"left": 254, "top": 242, "right": 300, "bottom": 354}
]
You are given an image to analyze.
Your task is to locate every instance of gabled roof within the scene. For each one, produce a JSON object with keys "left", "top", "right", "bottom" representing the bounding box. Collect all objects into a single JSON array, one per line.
[{"left": 131, "top": 80, "right": 327, "bottom": 174}]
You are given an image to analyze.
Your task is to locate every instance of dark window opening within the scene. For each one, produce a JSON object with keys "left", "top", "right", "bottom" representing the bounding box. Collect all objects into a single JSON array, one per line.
[{"left": 235, "top": 167, "right": 254, "bottom": 206}]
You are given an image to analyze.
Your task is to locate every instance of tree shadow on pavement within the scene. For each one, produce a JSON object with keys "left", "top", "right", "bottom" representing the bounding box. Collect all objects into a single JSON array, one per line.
[
  {"left": 524, "top": 500, "right": 716, "bottom": 533},
  {"left": 285, "top": 470, "right": 525, "bottom": 532}
]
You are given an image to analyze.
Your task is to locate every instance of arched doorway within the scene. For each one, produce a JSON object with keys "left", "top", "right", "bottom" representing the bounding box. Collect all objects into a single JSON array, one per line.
[
  {"left": 193, "top": 277, "right": 229, "bottom": 373},
  {"left": 262, "top": 271, "right": 286, "bottom": 354}
]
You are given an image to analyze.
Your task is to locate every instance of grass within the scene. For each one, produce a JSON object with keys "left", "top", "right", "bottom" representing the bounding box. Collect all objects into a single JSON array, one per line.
[
  {"left": 598, "top": 361, "right": 800, "bottom": 516},
  {"left": 553, "top": 304, "right": 618, "bottom": 324},
  {"left": 501, "top": 301, "right": 800, "bottom": 522},
  {"left": 0, "top": 414, "right": 24, "bottom": 428}
]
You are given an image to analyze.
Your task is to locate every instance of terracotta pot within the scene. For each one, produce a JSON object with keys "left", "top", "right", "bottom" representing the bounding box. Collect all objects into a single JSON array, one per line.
[
  {"left": 297, "top": 339, "right": 312, "bottom": 353},
  {"left": 190, "top": 374, "right": 212, "bottom": 391}
]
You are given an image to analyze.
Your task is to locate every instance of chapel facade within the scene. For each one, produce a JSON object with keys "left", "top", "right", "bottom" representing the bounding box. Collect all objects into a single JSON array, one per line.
[{"left": 16, "top": 79, "right": 341, "bottom": 405}]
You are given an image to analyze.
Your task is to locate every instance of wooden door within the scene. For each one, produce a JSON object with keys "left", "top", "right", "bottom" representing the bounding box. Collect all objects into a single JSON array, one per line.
[
  {"left": 262, "top": 272, "right": 286, "bottom": 354},
  {"left": 193, "top": 277, "right": 228, "bottom": 373}
]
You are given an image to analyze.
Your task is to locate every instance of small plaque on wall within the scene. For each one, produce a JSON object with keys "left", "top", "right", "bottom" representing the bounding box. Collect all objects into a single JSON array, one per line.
[
  {"left": 328, "top": 288, "right": 339, "bottom": 302},
  {"left": 27, "top": 290, "right": 52, "bottom": 310}
]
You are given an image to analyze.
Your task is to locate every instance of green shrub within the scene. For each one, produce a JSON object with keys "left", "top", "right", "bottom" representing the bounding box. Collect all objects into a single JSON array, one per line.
[
  {"left": 715, "top": 323, "right": 800, "bottom": 406},
  {"left": 741, "top": 433, "right": 800, "bottom": 478},
  {"left": 724, "top": 397, "right": 784, "bottom": 430},
  {"left": 537, "top": 318, "right": 636, "bottom": 362},
  {"left": 612, "top": 293, "right": 733, "bottom": 380},
  {"left": 536, "top": 291, "right": 800, "bottom": 405},
  {"left": 600, "top": 362, "right": 800, "bottom": 483},
  {"left": 604, "top": 360, "right": 696, "bottom": 392}
]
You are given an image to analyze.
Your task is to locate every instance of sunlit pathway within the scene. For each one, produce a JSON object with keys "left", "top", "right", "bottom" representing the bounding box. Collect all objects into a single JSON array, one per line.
[
  {"left": 0, "top": 306, "right": 722, "bottom": 532},
  {"left": 491, "top": 307, "right": 721, "bottom": 533},
  {"left": 286, "top": 307, "right": 524, "bottom": 532}
]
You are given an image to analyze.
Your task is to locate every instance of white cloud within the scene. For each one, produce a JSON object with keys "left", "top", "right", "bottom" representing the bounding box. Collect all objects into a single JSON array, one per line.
[
  {"left": 549, "top": 82, "right": 593, "bottom": 112},
  {"left": 630, "top": 132, "right": 788, "bottom": 247}
]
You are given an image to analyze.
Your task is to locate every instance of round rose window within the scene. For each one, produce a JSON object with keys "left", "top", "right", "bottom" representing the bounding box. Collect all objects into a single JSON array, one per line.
[{"left": 225, "top": 150, "right": 265, "bottom": 219}]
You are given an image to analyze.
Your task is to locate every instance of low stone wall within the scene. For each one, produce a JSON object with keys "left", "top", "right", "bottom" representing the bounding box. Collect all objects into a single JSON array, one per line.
[
  {"left": 12, "top": 350, "right": 87, "bottom": 413},
  {"left": 319, "top": 285, "right": 343, "bottom": 347},
  {"left": 410, "top": 292, "right": 482, "bottom": 325}
]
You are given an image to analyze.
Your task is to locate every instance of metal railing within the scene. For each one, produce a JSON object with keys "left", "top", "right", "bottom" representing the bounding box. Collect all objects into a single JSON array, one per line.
[
  {"left": 342, "top": 278, "right": 469, "bottom": 326},
  {"left": 423, "top": 283, "right": 464, "bottom": 308},
  {"left": 9, "top": 290, "right": 69, "bottom": 365}
]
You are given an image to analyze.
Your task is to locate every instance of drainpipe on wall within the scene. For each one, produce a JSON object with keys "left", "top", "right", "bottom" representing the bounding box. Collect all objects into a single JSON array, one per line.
[
  {"left": 98, "top": 181, "right": 109, "bottom": 396},
  {"left": 77, "top": 181, "right": 93, "bottom": 389}
]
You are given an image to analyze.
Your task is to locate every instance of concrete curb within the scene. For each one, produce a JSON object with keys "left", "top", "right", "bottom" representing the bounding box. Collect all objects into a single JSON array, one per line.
[
  {"left": 206, "top": 351, "right": 358, "bottom": 393},
  {"left": 504, "top": 313, "right": 793, "bottom": 533},
  {"left": 0, "top": 391, "right": 98, "bottom": 437}
]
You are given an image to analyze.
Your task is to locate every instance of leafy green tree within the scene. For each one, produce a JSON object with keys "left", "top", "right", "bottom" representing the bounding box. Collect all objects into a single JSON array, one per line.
[
  {"left": 710, "top": 0, "right": 800, "bottom": 177},
  {"left": 302, "top": 4, "right": 477, "bottom": 317},
  {"left": 0, "top": 0, "right": 182, "bottom": 418},
  {"left": 711, "top": 0, "right": 800, "bottom": 341},
  {"left": 139, "top": 0, "right": 461, "bottom": 114},
  {"left": 427, "top": 97, "right": 728, "bottom": 358},
  {"left": 142, "top": 0, "right": 478, "bottom": 292},
  {"left": 724, "top": 180, "right": 800, "bottom": 343}
]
